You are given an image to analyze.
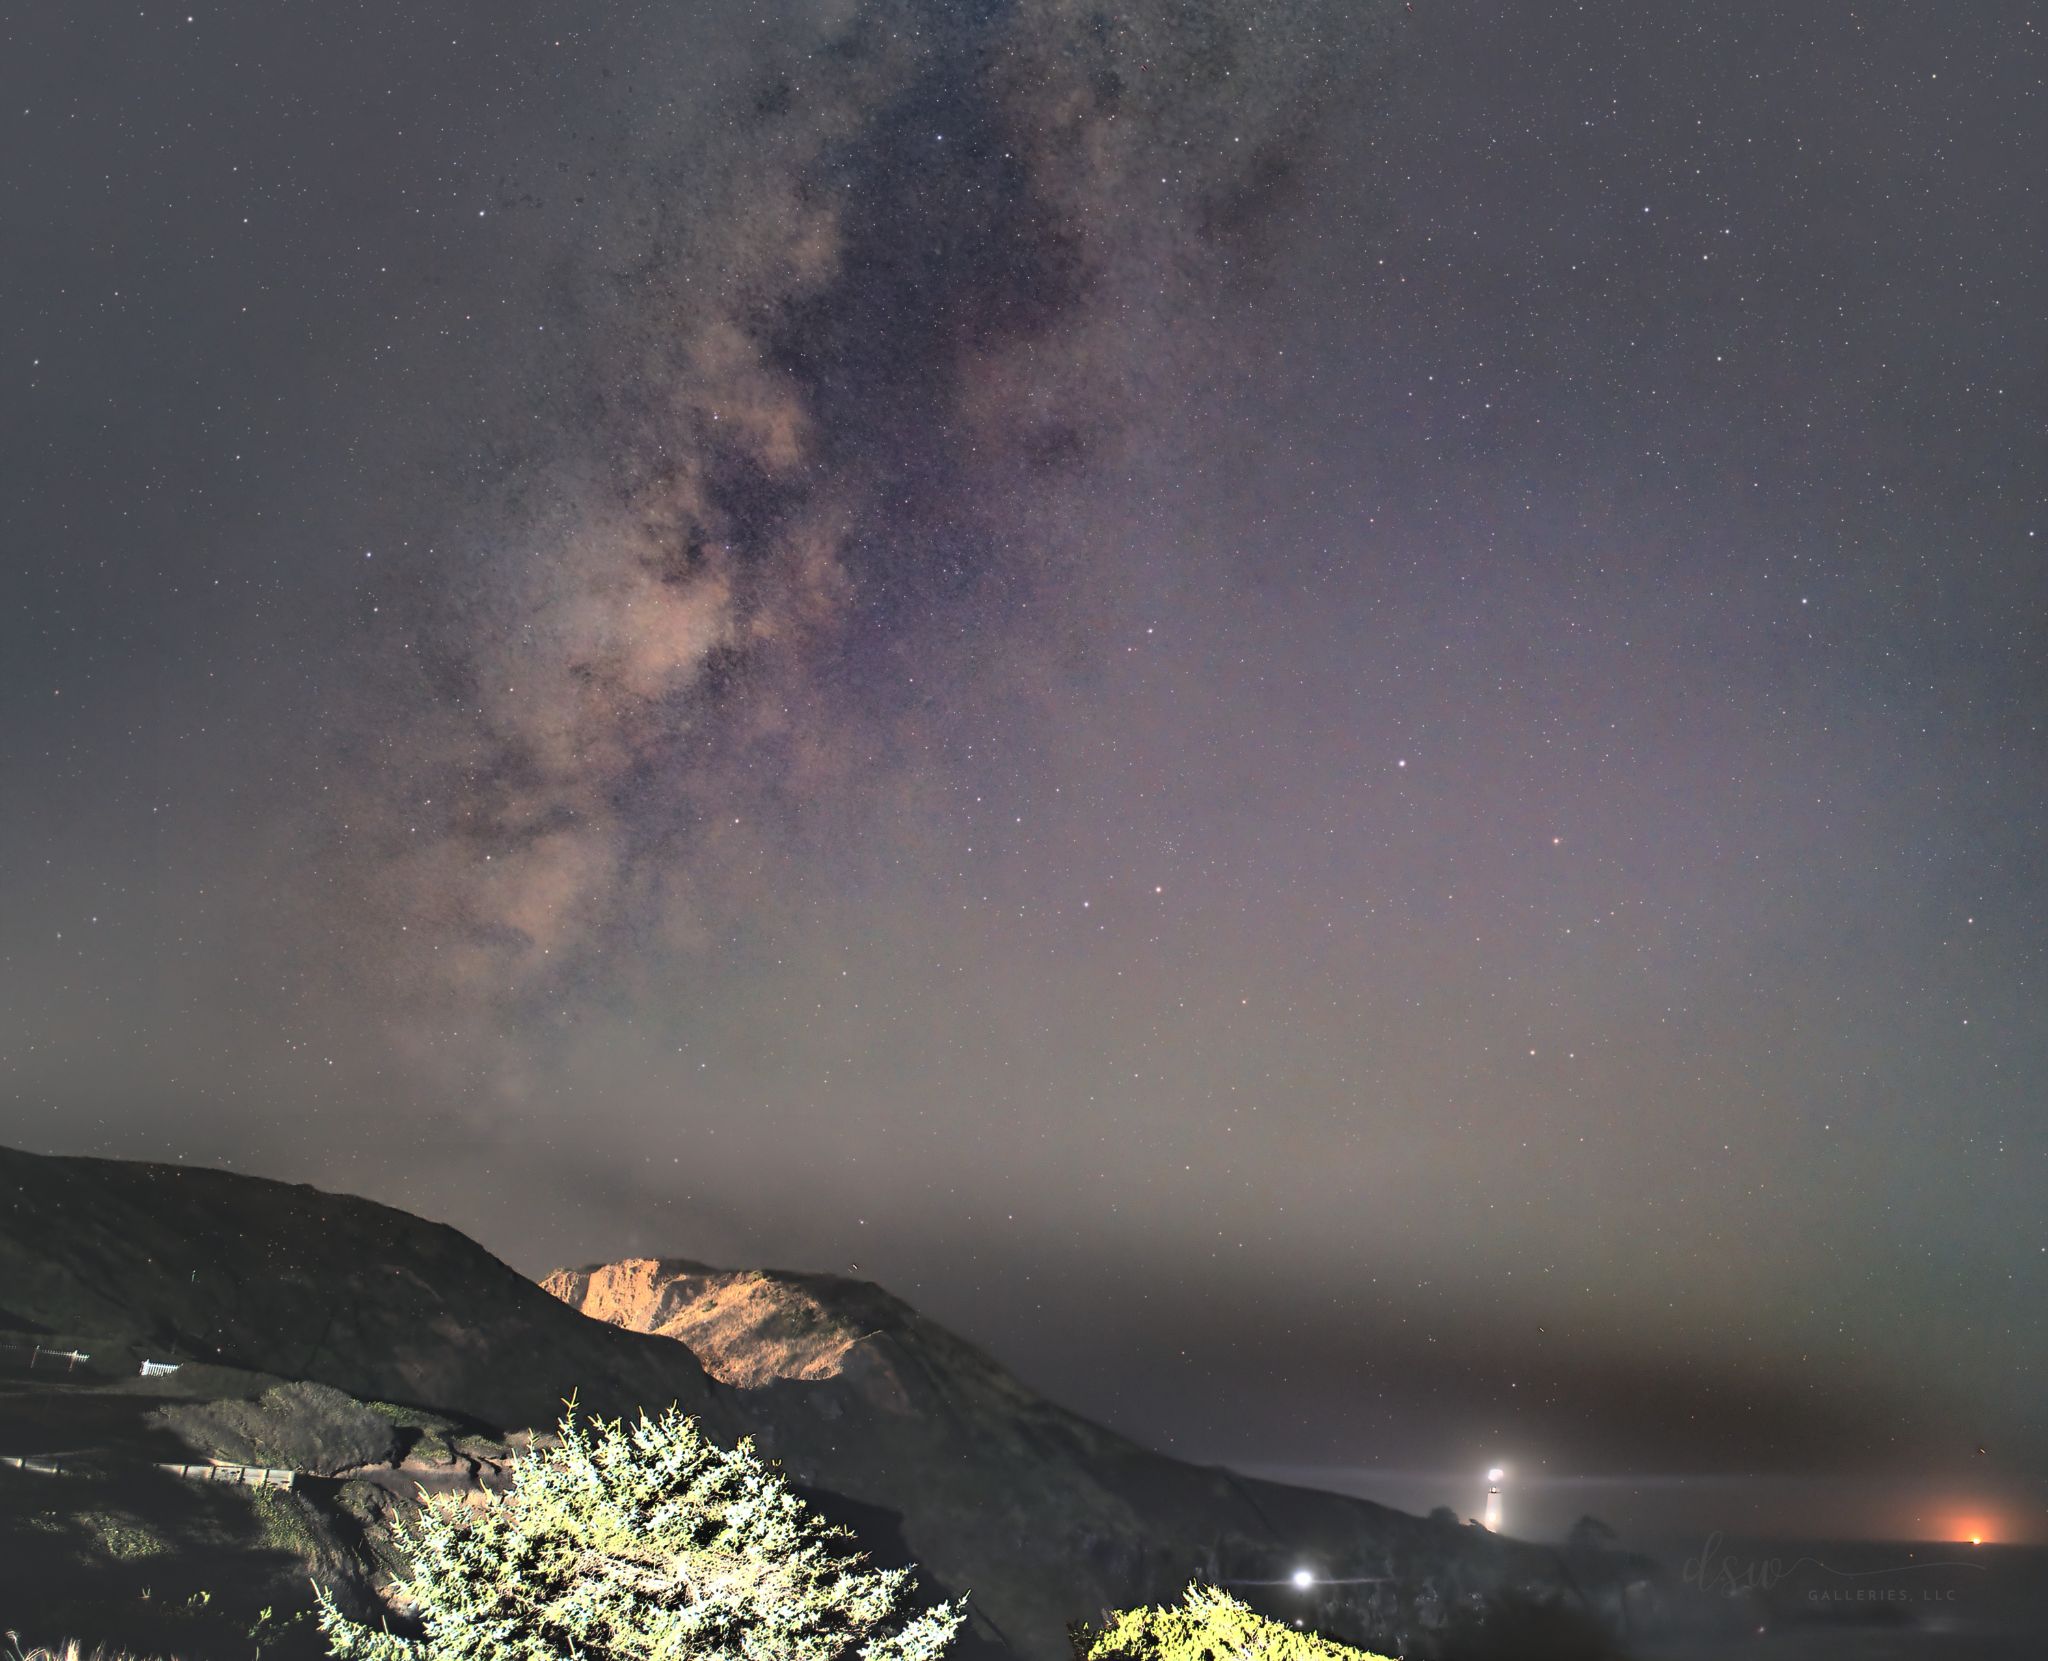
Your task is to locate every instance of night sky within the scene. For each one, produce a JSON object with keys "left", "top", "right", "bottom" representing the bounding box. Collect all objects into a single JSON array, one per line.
[{"left": 3, "top": 1, "right": 2042, "bottom": 1549}]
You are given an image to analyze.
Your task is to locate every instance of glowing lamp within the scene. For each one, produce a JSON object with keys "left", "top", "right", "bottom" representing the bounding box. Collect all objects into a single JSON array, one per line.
[{"left": 1291, "top": 1568, "right": 1314, "bottom": 1589}]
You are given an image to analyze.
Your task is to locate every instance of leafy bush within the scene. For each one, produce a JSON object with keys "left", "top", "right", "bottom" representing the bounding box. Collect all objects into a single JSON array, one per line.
[
  {"left": 159, "top": 1382, "right": 399, "bottom": 1476},
  {"left": 1072, "top": 1584, "right": 1392, "bottom": 1661},
  {"left": 364, "top": 1403, "right": 487, "bottom": 1467},
  {"left": 315, "top": 1404, "right": 964, "bottom": 1661},
  {"left": 75, "top": 1513, "right": 167, "bottom": 1561}
]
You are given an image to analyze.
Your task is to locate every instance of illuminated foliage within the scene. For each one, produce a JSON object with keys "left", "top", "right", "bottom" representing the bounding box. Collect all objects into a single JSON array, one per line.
[
  {"left": 1072, "top": 1584, "right": 1391, "bottom": 1661},
  {"left": 316, "top": 1404, "right": 963, "bottom": 1661}
]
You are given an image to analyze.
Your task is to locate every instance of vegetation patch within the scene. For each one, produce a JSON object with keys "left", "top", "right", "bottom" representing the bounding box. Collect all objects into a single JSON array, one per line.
[
  {"left": 77, "top": 1512, "right": 167, "bottom": 1561},
  {"left": 157, "top": 1382, "right": 399, "bottom": 1476},
  {"left": 317, "top": 1403, "right": 964, "bottom": 1661},
  {"left": 1073, "top": 1585, "right": 1393, "bottom": 1661},
  {"left": 0, "top": 1466, "right": 346, "bottom": 1661}
]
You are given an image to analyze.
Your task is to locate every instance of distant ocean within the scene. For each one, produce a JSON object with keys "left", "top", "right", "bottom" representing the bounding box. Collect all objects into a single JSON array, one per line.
[{"left": 1632, "top": 1537, "right": 2048, "bottom": 1661}]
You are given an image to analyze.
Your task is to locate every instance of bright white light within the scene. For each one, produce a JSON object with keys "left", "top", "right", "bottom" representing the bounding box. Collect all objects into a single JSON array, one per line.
[
  {"left": 1488, "top": 1467, "right": 1505, "bottom": 1482},
  {"left": 1291, "top": 1568, "right": 1314, "bottom": 1589}
]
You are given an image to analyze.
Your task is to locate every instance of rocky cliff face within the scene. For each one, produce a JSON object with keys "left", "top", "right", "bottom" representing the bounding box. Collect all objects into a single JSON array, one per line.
[
  {"left": 542, "top": 1257, "right": 1070, "bottom": 1427},
  {"left": 543, "top": 1259, "right": 906, "bottom": 1396}
]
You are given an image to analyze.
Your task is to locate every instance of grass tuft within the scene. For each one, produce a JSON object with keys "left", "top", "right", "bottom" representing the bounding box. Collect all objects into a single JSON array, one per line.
[{"left": 6, "top": 1636, "right": 184, "bottom": 1661}]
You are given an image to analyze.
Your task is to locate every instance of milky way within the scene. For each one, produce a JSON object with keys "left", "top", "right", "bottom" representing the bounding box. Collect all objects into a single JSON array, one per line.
[{"left": 348, "top": 0, "right": 1374, "bottom": 1008}]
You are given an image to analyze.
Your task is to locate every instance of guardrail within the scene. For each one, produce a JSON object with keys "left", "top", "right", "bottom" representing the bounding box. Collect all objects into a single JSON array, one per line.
[
  {"left": 1, "top": 1453, "right": 75, "bottom": 1476},
  {"left": 3, "top": 1453, "right": 295, "bottom": 1488},
  {"left": 159, "top": 1460, "right": 296, "bottom": 1489}
]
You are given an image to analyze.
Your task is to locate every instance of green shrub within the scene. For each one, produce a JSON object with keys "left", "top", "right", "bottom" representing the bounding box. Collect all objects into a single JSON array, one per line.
[
  {"left": 159, "top": 1382, "right": 399, "bottom": 1476},
  {"left": 315, "top": 1403, "right": 964, "bottom": 1661},
  {"left": 1073, "top": 1584, "right": 1392, "bottom": 1661},
  {"left": 76, "top": 1513, "right": 167, "bottom": 1562}
]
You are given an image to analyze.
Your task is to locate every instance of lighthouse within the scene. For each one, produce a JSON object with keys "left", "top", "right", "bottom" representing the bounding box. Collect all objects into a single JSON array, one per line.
[{"left": 1482, "top": 1467, "right": 1505, "bottom": 1532}]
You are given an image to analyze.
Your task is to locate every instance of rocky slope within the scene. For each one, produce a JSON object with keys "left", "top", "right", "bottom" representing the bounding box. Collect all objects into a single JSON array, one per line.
[
  {"left": 543, "top": 1259, "right": 914, "bottom": 1393},
  {"left": 542, "top": 1257, "right": 1068, "bottom": 1417},
  {"left": 1, "top": 1146, "right": 1570, "bottom": 1661}
]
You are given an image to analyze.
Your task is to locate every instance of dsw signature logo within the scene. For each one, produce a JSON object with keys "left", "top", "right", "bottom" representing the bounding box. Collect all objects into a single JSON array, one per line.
[{"left": 1683, "top": 1532, "right": 1986, "bottom": 1598}]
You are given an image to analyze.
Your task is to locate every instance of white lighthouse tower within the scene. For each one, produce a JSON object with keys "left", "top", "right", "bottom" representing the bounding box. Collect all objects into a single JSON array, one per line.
[{"left": 1482, "top": 1467, "right": 1505, "bottom": 1532}]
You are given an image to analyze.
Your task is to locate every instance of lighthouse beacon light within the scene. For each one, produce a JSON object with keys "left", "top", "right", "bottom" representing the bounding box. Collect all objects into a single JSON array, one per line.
[{"left": 1482, "top": 1466, "right": 1506, "bottom": 1533}]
